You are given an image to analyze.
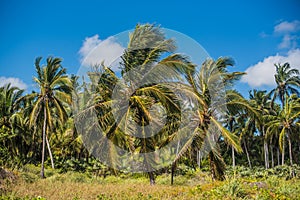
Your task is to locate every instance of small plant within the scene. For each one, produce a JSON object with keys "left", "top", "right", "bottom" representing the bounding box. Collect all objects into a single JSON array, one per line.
[
  {"left": 97, "top": 193, "right": 112, "bottom": 200},
  {"left": 212, "top": 179, "right": 247, "bottom": 199}
]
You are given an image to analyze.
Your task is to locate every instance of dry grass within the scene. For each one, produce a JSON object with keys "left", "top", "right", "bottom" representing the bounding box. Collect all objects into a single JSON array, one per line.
[
  {"left": 2, "top": 168, "right": 212, "bottom": 199},
  {"left": 9, "top": 179, "right": 195, "bottom": 200},
  {"left": 3, "top": 166, "right": 300, "bottom": 200}
]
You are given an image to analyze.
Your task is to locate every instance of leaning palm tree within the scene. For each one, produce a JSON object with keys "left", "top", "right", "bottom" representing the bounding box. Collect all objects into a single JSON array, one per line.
[
  {"left": 28, "top": 57, "right": 72, "bottom": 178},
  {"left": 265, "top": 94, "right": 300, "bottom": 171},
  {"left": 270, "top": 62, "right": 300, "bottom": 108},
  {"left": 171, "top": 57, "right": 253, "bottom": 182},
  {"left": 76, "top": 24, "right": 195, "bottom": 185},
  {"left": 119, "top": 25, "right": 197, "bottom": 185}
]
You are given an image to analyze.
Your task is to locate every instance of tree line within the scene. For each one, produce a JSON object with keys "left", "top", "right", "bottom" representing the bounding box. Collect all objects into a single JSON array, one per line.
[{"left": 0, "top": 24, "right": 299, "bottom": 185}]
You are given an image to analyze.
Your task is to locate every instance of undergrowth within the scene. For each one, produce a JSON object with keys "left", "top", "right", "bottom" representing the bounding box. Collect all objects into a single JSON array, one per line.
[{"left": 1, "top": 165, "right": 300, "bottom": 200}]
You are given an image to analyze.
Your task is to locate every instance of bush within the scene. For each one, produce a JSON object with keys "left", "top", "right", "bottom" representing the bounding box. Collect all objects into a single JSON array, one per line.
[{"left": 226, "top": 165, "right": 300, "bottom": 180}]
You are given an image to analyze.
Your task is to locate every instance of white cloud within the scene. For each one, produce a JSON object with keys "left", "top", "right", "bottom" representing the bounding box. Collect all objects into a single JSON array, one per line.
[
  {"left": 0, "top": 77, "right": 28, "bottom": 90},
  {"left": 241, "top": 49, "right": 300, "bottom": 87},
  {"left": 78, "top": 35, "right": 124, "bottom": 70},
  {"left": 274, "top": 20, "right": 300, "bottom": 33},
  {"left": 278, "top": 35, "right": 292, "bottom": 49},
  {"left": 78, "top": 35, "right": 101, "bottom": 58},
  {"left": 274, "top": 20, "right": 300, "bottom": 49}
]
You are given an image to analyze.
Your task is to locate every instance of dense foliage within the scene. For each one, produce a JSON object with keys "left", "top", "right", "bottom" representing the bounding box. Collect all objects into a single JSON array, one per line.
[{"left": 0, "top": 24, "right": 299, "bottom": 192}]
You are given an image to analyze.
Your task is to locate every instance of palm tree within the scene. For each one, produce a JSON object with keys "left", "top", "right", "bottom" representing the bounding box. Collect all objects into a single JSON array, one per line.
[
  {"left": 119, "top": 26, "right": 194, "bottom": 184},
  {"left": 248, "top": 89, "right": 272, "bottom": 168},
  {"left": 238, "top": 116, "right": 253, "bottom": 168},
  {"left": 224, "top": 90, "right": 254, "bottom": 168},
  {"left": 28, "top": 57, "right": 72, "bottom": 178},
  {"left": 266, "top": 94, "right": 300, "bottom": 172},
  {"left": 0, "top": 83, "right": 24, "bottom": 166},
  {"left": 10, "top": 95, "right": 37, "bottom": 166},
  {"left": 76, "top": 65, "right": 127, "bottom": 176},
  {"left": 270, "top": 62, "right": 300, "bottom": 108},
  {"left": 0, "top": 84, "right": 23, "bottom": 130},
  {"left": 264, "top": 102, "right": 281, "bottom": 167},
  {"left": 171, "top": 57, "right": 251, "bottom": 182},
  {"left": 76, "top": 24, "right": 195, "bottom": 185}
]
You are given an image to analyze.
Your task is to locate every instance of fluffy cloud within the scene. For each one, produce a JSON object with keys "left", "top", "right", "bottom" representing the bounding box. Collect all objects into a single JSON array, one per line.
[
  {"left": 274, "top": 20, "right": 300, "bottom": 33},
  {"left": 78, "top": 35, "right": 124, "bottom": 70},
  {"left": 274, "top": 20, "right": 300, "bottom": 49},
  {"left": 241, "top": 49, "right": 300, "bottom": 87},
  {"left": 0, "top": 77, "right": 28, "bottom": 90},
  {"left": 277, "top": 34, "right": 298, "bottom": 49}
]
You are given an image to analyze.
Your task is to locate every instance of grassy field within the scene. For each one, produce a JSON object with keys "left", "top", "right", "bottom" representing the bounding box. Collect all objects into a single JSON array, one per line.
[{"left": 1, "top": 165, "right": 300, "bottom": 200}]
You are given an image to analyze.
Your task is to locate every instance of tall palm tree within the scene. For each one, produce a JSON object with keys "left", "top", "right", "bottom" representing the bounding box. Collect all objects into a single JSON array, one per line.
[
  {"left": 171, "top": 58, "right": 252, "bottom": 182},
  {"left": 28, "top": 57, "right": 72, "bottom": 178},
  {"left": 266, "top": 94, "right": 300, "bottom": 171},
  {"left": 76, "top": 24, "right": 195, "bottom": 185},
  {"left": 264, "top": 102, "right": 281, "bottom": 167},
  {"left": 224, "top": 90, "right": 253, "bottom": 168},
  {"left": 270, "top": 62, "right": 300, "bottom": 108},
  {"left": 76, "top": 65, "right": 127, "bottom": 176},
  {"left": 119, "top": 25, "right": 195, "bottom": 185},
  {"left": 238, "top": 115, "right": 253, "bottom": 168},
  {"left": 248, "top": 89, "right": 272, "bottom": 168}
]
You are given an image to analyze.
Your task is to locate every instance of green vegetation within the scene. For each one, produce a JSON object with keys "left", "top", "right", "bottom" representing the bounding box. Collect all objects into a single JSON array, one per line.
[
  {"left": 1, "top": 165, "right": 300, "bottom": 199},
  {"left": 0, "top": 24, "right": 299, "bottom": 199}
]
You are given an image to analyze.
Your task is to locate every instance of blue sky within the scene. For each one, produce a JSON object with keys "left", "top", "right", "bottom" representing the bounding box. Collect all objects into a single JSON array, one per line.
[{"left": 0, "top": 0, "right": 300, "bottom": 97}]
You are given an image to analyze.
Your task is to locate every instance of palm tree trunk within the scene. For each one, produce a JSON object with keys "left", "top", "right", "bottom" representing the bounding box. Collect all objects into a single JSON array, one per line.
[
  {"left": 171, "top": 140, "right": 180, "bottom": 185},
  {"left": 262, "top": 126, "right": 269, "bottom": 169},
  {"left": 197, "top": 150, "right": 201, "bottom": 168},
  {"left": 45, "top": 134, "right": 54, "bottom": 169},
  {"left": 287, "top": 133, "right": 295, "bottom": 177},
  {"left": 277, "top": 147, "right": 280, "bottom": 166},
  {"left": 287, "top": 134, "right": 293, "bottom": 166},
  {"left": 171, "top": 161, "right": 176, "bottom": 185},
  {"left": 243, "top": 139, "right": 252, "bottom": 168},
  {"left": 148, "top": 172, "right": 155, "bottom": 185},
  {"left": 282, "top": 142, "right": 285, "bottom": 165},
  {"left": 270, "top": 145, "right": 274, "bottom": 168},
  {"left": 232, "top": 146, "right": 235, "bottom": 168},
  {"left": 41, "top": 106, "right": 46, "bottom": 179},
  {"left": 208, "top": 151, "right": 225, "bottom": 181},
  {"left": 264, "top": 140, "right": 269, "bottom": 169},
  {"left": 209, "top": 154, "right": 216, "bottom": 181}
]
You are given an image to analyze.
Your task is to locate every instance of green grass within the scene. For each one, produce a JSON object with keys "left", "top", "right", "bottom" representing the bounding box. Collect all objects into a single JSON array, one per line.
[{"left": 1, "top": 165, "right": 300, "bottom": 200}]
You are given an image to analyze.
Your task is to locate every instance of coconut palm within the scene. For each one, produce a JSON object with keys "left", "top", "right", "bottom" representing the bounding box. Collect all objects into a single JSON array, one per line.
[
  {"left": 75, "top": 65, "right": 127, "bottom": 176},
  {"left": 0, "top": 84, "right": 24, "bottom": 166},
  {"left": 224, "top": 90, "right": 253, "bottom": 168},
  {"left": 28, "top": 57, "right": 72, "bottom": 178},
  {"left": 119, "top": 25, "right": 199, "bottom": 185},
  {"left": 76, "top": 24, "right": 196, "bottom": 185},
  {"left": 10, "top": 94, "right": 38, "bottom": 166},
  {"left": 266, "top": 94, "right": 300, "bottom": 171},
  {"left": 248, "top": 89, "right": 272, "bottom": 168},
  {"left": 0, "top": 84, "right": 23, "bottom": 129},
  {"left": 270, "top": 62, "right": 300, "bottom": 108},
  {"left": 170, "top": 57, "right": 252, "bottom": 182}
]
